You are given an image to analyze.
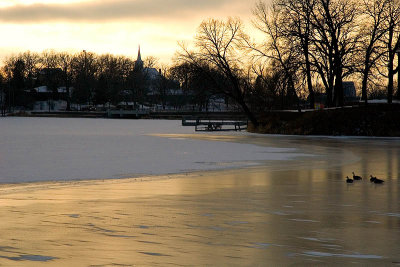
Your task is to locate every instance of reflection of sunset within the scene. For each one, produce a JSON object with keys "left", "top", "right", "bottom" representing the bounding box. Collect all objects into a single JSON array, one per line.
[
  {"left": 0, "top": 135, "right": 399, "bottom": 265},
  {"left": 0, "top": 118, "right": 399, "bottom": 265}
]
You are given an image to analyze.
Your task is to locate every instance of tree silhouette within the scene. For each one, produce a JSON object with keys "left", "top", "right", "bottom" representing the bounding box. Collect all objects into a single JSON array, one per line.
[{"left": 178, "top": 18, "right": 259, "bottom": 126}]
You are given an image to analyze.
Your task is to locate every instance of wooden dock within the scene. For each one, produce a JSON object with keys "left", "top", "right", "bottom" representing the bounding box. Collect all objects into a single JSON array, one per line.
[{"left": 182, "top": 116, "right": 248, "bottom": 131}]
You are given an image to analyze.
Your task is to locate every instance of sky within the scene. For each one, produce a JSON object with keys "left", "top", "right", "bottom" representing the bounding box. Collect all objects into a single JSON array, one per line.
[{"left": 0, "top": 0, "right": 259, "bottom": 64}]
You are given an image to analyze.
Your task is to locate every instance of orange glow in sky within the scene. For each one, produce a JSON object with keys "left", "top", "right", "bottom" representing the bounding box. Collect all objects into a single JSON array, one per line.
[{"left": 0, "top": 0, "right": 258, "bottom": 64}]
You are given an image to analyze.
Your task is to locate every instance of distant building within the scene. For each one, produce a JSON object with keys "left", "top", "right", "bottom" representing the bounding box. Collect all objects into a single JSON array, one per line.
[
  {"left": 33, "top": 100, "right": 67, "bottom": 111},
  {"left": 33, "top": 86, "right": 70, "bottom": 94},
  {"left": 134, "top": 46, "right": 144, "bottom": 70},
  {"left": 310, "top": 82, "right": 357, "bottom": 107},
  {"left": 343, "top": 81, "right": 356, "bottom": 99},
  {"left": 132, "top": 46, "right": 161, "bottom": 94},
  {"left": 128, "top": 46, "right": 189, "bottom": 109}
]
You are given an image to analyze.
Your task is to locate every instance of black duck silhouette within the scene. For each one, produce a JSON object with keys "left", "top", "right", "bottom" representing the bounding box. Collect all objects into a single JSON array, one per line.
[
  {"left": 346, "top": 176, "right": 354, "bottom": 183},
  {"left": 352, "top": 172, "right": 362, "bottom": 181},
  {"left": 374, "top": 178, "right": 384, "bottom": 184}
]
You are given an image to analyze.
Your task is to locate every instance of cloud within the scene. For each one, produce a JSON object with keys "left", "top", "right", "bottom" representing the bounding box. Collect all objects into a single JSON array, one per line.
[{"left": 0, "top": 0, "right": 236, "bottom": 23}]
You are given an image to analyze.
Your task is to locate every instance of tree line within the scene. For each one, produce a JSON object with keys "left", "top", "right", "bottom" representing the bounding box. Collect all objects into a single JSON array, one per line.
[
  {"left": 0, "top": 50, "right": 185, "bottom": 111},
  {"left": 175, "top": 0, "right": 400, "bottom": 127},
  {"left": 0, "top": 49, "right": 230, "bottom": 113},
  {"left": 2, "top": 0, "right": 400, "bottom": 126}
]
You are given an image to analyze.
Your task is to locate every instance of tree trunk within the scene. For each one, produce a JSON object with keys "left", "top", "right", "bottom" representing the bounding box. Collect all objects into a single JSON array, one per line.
[
  {"left": 305, "top": 60, "right": 314, "bottom": 109},
  {"left": 237, "top": 97, "right": 258, "bottom": 128},
  {"left": 66, "top": 84, "right": 71, "bottom": 111},
  {"left": 397, "top": 53, "right": 400, "bottom": 99},
  {"left": 326, "top": 49, "right": 335, "bottom": 107},
  {"left": 333, "top": 46, "right": 344, "bottom": 107},
  {"left": 334, "top": 75, "right": 344, "bottom": 107},
  {"left": 327, "top": 77, "right": 334, "bottom": 107},
  {"left": 361, "top": 51, "right": 371, "bottom": 104},
  {"left": 304, "top": 43, "right": 314, "bottom": 109},
  {"left": 361, "top": 68, "right": 369, "bottom": 104},
  {"left": 388, "top": 55, "right": 394, "bottom": 104},
  {"left": 387, "top": 23, "right": 395, "bottom": 104},
  {"left": 334, "top": 66, "right": 344, "bottom": 107}
]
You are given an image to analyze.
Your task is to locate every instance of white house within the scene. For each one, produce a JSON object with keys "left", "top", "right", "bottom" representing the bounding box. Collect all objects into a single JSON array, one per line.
[{"left": 33, "top": 86, "right": 70, "bottom": 94}]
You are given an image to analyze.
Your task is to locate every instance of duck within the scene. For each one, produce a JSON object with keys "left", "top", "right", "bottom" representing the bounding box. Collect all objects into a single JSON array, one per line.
[
  {"left": 346, "top": 176, "right": 354, "bottom": 183},
  {"left": 370, "top": 175, "right": 377, "bottom": 182},
  {"left": 374, "top": 178, "right": 384, "bottom": 184},
  {"left": 352, "top": 172, "right": 362, "bottom": 181}
]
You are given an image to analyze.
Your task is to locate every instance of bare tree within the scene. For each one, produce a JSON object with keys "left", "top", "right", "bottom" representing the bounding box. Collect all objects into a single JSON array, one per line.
[
  {"left": 358, "top": 0, "right": 389, "bottom": 104},
  {"left": 170, "top": 62, "right": 215, "bottom": 110},
  {"left": 71, "top": 51, "right": 98, "bottom": 106},
  {"left": 251, "top": 1, "right": 300, "bottom": 109},
  {"left": 250, "top": 60, "right": 286, "bottom": 110},
  {"left": 58, "top": 52, "right": 74, "bottom": 110},
  {"left": 156, "top": 65, "right": 170, "bottom": 110},
  {"left": 310, "top": 0, "right": 360, "bottom": 107},
  {"left": 21, "top": 51, "right": 40, "bottom": 90},
  {"left": 275, "top": 0, "right": 317, "bottom": 108},
  {"left": 95, "top": 54, "right": 118, "bottom": 106},
  {"left": 178, "top": 18, "right": 258, "bottom": 126},
  {"left": 381, "top": 0, "right": 400, "bottom": 103}
]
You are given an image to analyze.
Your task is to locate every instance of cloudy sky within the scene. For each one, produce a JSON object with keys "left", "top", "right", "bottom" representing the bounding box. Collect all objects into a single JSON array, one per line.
[{"left": 0, "top": 0, "right": 259, "bottom": 63}]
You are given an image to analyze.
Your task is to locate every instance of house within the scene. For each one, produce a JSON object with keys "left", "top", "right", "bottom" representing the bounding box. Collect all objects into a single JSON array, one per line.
[
  {"left": 343, "top": 81, "right": 357, "bottom": 100},
  {"left": 310, "top": 82, "right": 357, "bottom": 108},
  {"left": 33, "top": 85, "right": 70, "bottom": 94},
  {"left": 30, "top": 86, "right": 71, "bottom": 111}
]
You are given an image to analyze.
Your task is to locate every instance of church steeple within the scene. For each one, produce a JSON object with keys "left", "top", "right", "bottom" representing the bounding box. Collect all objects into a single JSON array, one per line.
[
  {"left": 135, "top": 45, "right": 143, "bottom": 70},
  {"left": 137, "top": 45, "right": 142, "bottom": 62}
]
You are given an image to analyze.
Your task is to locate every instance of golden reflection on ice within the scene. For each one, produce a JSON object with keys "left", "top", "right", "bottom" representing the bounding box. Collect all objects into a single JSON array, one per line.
[{"left": 0, "top": 135, "right": 399, "bottom": 265}]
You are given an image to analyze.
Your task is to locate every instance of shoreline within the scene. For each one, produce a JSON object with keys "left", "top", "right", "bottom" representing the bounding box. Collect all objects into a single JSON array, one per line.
[{"left": 249, "top": 104, "right": 400, "bottom": 137}]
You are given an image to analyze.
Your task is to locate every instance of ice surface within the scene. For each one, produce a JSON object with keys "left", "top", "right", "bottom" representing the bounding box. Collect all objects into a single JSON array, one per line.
[
  {"left": 0, "top": 117, "right": 305, "bottom": 183},
  {"left": 0, "top": 127, "right": 399, "bottom": 266},
  {"left": 302, "top": 251, "right": 383, "bottom": 259}
]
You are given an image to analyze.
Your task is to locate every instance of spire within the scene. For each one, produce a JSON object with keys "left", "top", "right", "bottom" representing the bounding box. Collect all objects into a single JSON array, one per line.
[
  {"left": 135, "top": 45, "right": 144, "bottom": 70},
  {"left": 137, "top": 45, "right": 142, "bottom": 62}
]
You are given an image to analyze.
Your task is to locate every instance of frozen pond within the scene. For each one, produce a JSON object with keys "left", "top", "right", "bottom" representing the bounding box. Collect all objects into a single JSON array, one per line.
[
  {"left": 0, "top": 117, "right": 399, "bottom": 265},
  {"left": 0, "top": 117, "right": 307, "bottom": 183}
]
